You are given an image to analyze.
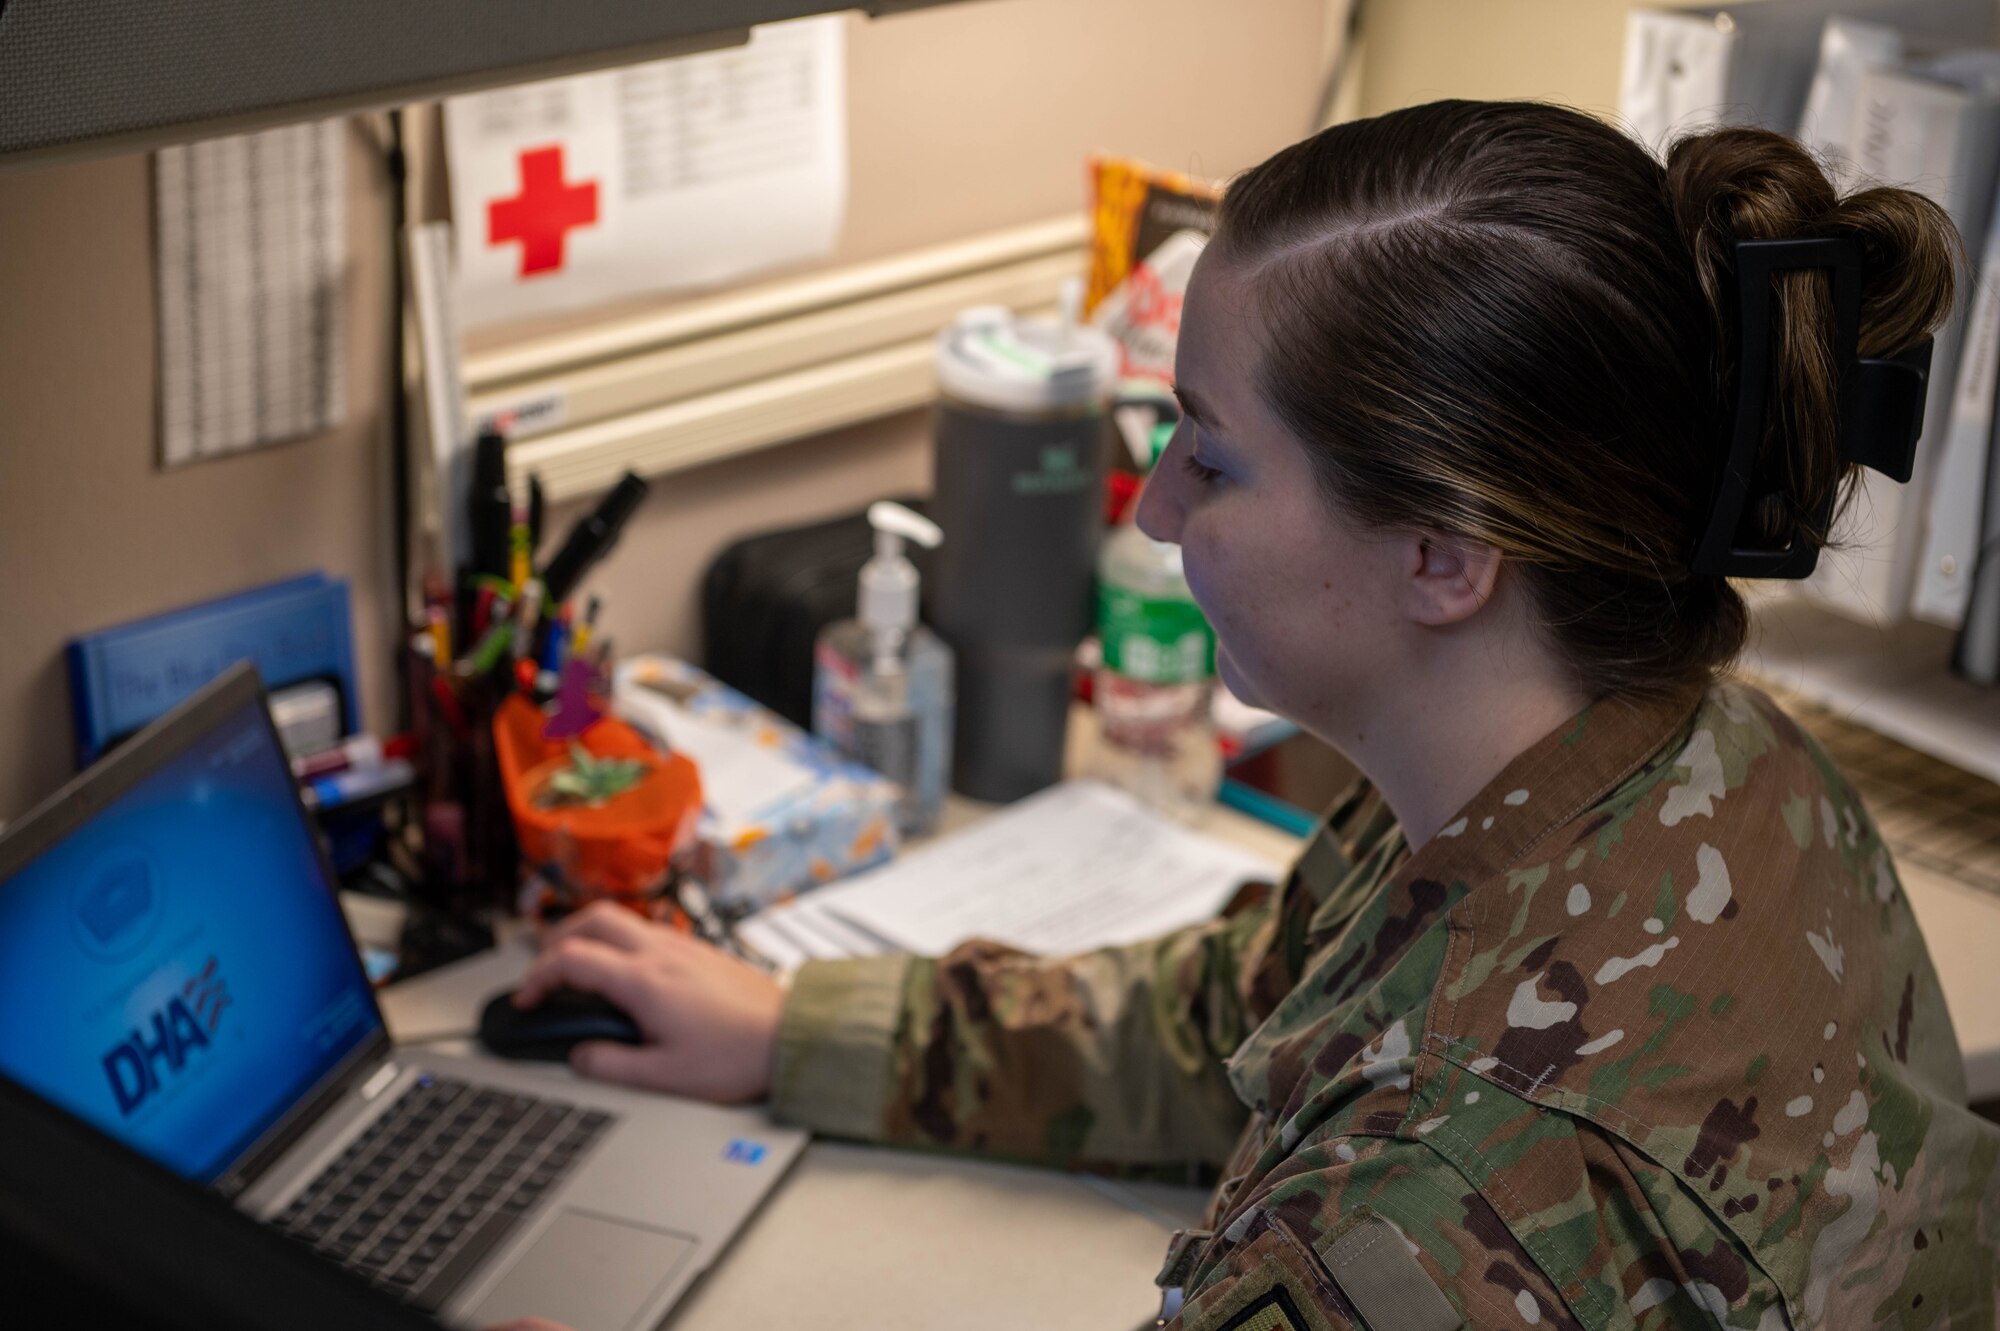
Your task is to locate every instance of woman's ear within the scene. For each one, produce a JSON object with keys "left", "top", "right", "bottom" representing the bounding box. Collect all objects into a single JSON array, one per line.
[{"left": 1405, "top": 531, "right": 1504, "bottom": 627}]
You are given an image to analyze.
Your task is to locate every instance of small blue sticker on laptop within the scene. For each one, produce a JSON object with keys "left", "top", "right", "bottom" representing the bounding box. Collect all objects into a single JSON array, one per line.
[{"left": 724, "top": 1139, "right": 767, "bottom": 1165}]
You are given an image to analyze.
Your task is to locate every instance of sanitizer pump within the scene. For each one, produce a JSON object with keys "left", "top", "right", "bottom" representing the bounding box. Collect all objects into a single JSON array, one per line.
[{"left": 813, "top": 503, "right": 955, "bottom": 836}]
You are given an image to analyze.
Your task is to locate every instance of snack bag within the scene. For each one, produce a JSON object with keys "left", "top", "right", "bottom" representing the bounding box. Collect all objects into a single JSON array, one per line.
[{"left": 1084, "top": 157, "right": 1222, "bottom": 381}]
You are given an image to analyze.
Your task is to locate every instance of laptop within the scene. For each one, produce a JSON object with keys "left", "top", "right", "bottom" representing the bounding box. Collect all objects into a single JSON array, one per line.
[
  {"left": 0, "top": 663, "right": 807, "bottom": 1331},
  {"left": 0, "top": 1059, "right": 440, "bottom": 1330}
]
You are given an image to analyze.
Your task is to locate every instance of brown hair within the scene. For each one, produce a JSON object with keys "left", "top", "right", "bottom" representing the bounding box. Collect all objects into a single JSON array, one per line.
[{"left": 1214, "top": 101, "right": 1959, "bottom": 702}]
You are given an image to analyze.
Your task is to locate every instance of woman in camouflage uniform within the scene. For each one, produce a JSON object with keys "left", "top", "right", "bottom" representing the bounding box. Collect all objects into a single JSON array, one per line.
[{"left": 516, "top": 102, "right": 1999, "bottom": 1329}]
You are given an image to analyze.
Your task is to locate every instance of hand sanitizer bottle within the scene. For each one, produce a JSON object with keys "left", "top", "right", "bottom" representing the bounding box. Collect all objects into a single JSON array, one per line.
[{"left": 813, "top": 503, "right": 955, "bottom": 837}]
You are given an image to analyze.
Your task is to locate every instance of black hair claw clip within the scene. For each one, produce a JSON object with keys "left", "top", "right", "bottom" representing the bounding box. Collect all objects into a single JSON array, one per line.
[{"left": 1691, "top": 236, "right": 1933, "bottom": 580}]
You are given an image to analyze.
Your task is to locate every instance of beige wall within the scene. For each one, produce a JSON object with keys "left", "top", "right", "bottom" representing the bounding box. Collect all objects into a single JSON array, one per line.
[
  {"left": 0, "top": 128, "right": 400, "bottom": 823},
  {"left": 1356, "top": 0, "right": 1645, "bottom": 119},
  {"left": 0, "top": 0, "right": 1331, "bottom": 821}
]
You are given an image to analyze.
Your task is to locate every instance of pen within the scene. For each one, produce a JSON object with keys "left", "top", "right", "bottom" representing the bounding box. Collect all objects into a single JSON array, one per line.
[
  {"left": 425, "top": 607, "right": 451, "bottom": 669},
  {"left": 572, "top": 594, "right": 603, "bottom": 654},
  {"left": 423, "top": 570, "right": 454, "bottom": 640},
  {"left": 540, "top": 472, "right": 649, "bottom": 605},
  {"left": 512, "top": 579, "right": 544, "bottom": 663},
  {"left": 509, "top": 491, "right": 533, "bottom": 595}
]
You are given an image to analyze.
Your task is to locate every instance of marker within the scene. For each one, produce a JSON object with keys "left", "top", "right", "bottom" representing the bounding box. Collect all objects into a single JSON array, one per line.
[
  {"left": 468, "top": 620, "right": 514, "bottom": 675},
  {"left": 541, "top": 609, "right": 572, "bottom": 673},
  {"left": 431, "top": 673, "right": 468, "bottom": 734},
  {"left": 293, "top": 732, "right": 416, "bottom": 779},
  {"left": 467, "top": 430, "right": 514, "bottom": 582},
  {"left": 540, "top": 472, "right": 649, "bottom": 604},
  {"left": 302, "top": 757, "right": 416, "bottom": 809},
  {"left": 528, "top": 474, "right": 545, "bottom": 561},
  {"left": 472, "top": 586, "right": 498, "bottom": 637}
]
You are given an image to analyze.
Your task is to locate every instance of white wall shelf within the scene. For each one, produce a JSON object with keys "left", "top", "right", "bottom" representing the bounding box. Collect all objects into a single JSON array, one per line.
[{"left": 1742, "top": 594, "right": 2000, "bottom": 786}]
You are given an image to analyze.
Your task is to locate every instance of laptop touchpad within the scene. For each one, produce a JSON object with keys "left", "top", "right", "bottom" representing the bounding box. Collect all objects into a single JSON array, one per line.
[{"left": 468, "top": 1209, "right": 696, "bottom": 1331}]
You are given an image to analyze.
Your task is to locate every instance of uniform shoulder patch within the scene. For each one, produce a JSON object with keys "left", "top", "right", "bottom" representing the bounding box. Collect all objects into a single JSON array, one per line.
[
  {"left": 1320, "top": 1216, "right": 1462, "bottom": 1331},
  {"left": 1175, "top": 1215, "right": 1466, "bottom": 1331},
  {"left": 1213, "top": 1285, "right": 1313, "bottom": 1331},
  {"left": 1177, "top": 1222, "right": 1353, "bottom": 1331}
]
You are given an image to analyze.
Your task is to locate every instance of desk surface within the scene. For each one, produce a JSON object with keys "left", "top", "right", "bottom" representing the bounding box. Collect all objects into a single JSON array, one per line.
[{"left": 379, "top": 928, "right": 1213, "bottom": 1331}]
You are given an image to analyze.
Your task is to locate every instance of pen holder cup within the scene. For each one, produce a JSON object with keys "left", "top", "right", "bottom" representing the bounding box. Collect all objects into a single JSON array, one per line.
[
  {"left": 491, "top": 694, "right": 703, "bottom": 923},
  {"left": 407, "top": 645, "right": 520, "bottom": 912}
]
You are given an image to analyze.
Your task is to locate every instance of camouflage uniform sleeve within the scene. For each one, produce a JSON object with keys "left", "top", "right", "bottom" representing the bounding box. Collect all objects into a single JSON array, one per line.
[
  {"left": 769, "top": 886, "right": 1282, "bottom": 1169},
  {"left": 1169, "top": 1136, "right": 1577, "bottom": 1331},
  {"left": 768, "top": 778, "right": 1396, "bottom": 1167},
  {"left": 768, "top": 952, "right": 914, "bottom": 1142}
]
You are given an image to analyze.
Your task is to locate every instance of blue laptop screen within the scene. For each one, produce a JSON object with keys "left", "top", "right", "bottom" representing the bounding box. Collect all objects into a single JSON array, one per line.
[{"left": 0, "top": 697, "right": 382, "bottom": 1184}]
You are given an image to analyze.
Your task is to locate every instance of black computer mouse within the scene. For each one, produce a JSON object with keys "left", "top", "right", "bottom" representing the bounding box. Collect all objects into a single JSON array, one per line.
[{"left": 477, "top": 987, "right": 644, "bottom": 1061}]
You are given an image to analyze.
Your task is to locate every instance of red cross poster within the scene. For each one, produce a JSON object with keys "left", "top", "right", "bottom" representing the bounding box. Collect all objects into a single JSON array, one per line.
[{"left": 444, "top": 16, "right": 845, "bottom": 331}]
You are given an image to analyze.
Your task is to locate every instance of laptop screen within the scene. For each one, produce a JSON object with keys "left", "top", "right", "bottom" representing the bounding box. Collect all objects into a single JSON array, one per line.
[{"left": 0, "top": 692, "right": 382, "bottom": 1185}]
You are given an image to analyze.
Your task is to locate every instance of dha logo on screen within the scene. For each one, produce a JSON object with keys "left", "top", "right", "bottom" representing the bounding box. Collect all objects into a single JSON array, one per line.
[{"left": 101, "top": 956, "right": 231, "bottom": 1117}]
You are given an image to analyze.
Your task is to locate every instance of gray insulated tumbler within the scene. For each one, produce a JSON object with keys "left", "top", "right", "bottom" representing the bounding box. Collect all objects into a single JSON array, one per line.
[{"left": 928, "top": 303, "right": 1123, "bottom": 802}]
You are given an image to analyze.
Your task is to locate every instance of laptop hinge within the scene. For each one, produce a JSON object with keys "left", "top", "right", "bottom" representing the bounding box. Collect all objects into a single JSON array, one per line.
[{"left": 359, "top": 1062, "right": 400, "bottom": 1101}]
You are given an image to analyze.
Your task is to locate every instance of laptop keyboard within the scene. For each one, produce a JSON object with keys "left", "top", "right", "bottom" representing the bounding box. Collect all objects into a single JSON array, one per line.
[{"left": 275, "top": 1075, "right": 616, "bottom": 1310}]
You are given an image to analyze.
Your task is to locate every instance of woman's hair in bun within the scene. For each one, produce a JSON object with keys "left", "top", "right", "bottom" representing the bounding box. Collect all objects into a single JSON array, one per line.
[
  {"left": 1214, "top": 101, "right": 1960, "bottom": 703},
  {"left": 1667, "top": 126, "right": 1959, "bottom": 558}
]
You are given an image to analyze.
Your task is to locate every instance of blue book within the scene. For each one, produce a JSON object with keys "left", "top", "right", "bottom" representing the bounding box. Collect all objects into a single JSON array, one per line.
[{"left": 66, "top": 574, "right": 359, "bottom": 766}]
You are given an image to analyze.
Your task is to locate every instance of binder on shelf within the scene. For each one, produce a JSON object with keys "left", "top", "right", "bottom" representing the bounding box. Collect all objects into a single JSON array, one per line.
[
  {"left": 1801, "top": 57, "right": 2000, "bottom": 624},
  {"left": 1621, "top": 10, "right": 1738, "bottom": 155},
  {"left": 1797, "top": 19, "right": 1905, "bottom": 177},
  {"left": 65, "top": 573, "right": 360, "bottom": 766},
  {"left": 1916, "top": 174, "right": 2000, "bottom": 626},
  {"left": 1952, "top": 430, "right": 2000, "bottom": 683},
  {"left": 1619, "top": 0, "right": 1990, "bottom": 155}
]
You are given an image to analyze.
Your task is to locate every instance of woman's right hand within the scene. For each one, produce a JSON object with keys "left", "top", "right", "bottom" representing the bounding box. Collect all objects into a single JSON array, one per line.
[{"left": 512, "top": 901, "right": 785, "bottom": 1104}]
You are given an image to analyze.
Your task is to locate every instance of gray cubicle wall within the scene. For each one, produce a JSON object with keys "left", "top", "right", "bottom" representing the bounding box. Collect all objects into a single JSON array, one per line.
[{"left": 0, "top": 0, "right": 964, "bottom": 167}]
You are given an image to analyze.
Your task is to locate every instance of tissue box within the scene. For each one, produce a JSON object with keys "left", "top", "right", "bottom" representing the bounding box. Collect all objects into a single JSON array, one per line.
[{"left": 614, "top": 655, "right": 899, "bottom": 913}]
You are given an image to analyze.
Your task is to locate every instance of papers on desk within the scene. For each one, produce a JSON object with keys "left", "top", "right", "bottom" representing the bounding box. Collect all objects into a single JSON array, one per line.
[
  {"left": 740, "top": 893, "right": 896, "bottom": 965},
  {"left": 735, "top": 780, "right": 1283, "bottom": 969}
]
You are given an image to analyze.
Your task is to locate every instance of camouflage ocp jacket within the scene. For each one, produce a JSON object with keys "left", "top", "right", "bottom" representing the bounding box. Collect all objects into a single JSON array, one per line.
[{"left": 770, "top": 682, "right": 1999, "bottom": 1329}]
